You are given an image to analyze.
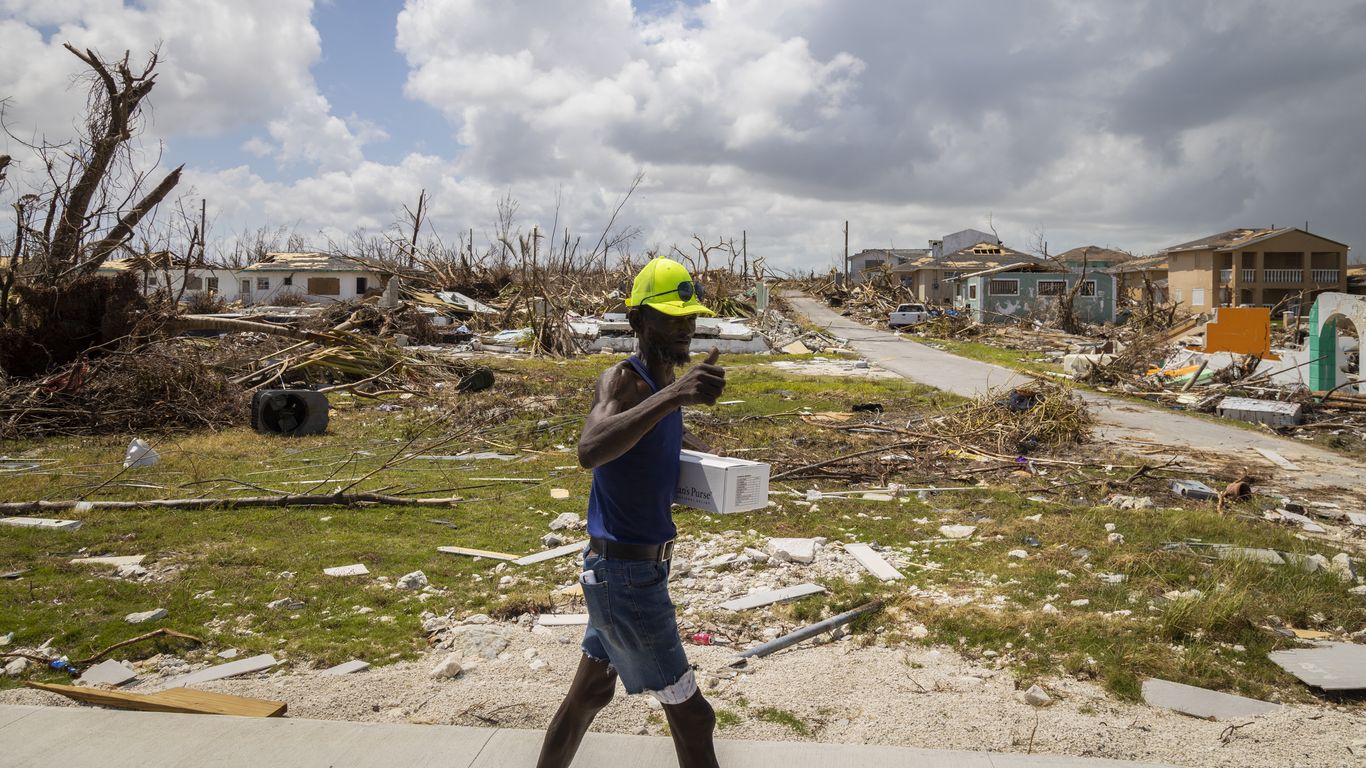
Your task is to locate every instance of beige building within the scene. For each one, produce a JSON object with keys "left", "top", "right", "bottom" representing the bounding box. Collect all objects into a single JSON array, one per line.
[
  {"left": 1162, "top": 227, "right": 1349, "bottom": 313},
  {"left": 1105, "top": 254, "right": 1168, "bottom": 306}
]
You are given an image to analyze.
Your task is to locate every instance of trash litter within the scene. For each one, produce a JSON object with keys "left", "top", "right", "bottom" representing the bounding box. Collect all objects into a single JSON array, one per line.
[
  {"left": 734, "top": 600, "right": 883, "bottom": 661},
  {"left": 122, "top": 438, "right": 160, "bottom": 469},
  {"left": 1170, "top": 479, "right": 1218, "bottom": 500},
  {"left": 26, "top": 681, "right": 286, "bottom": 717}
]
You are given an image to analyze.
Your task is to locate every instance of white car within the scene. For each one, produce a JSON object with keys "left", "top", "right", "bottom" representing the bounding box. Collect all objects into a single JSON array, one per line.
[{"left": 889, "top": 303, "right": 932, "bottom": 328}]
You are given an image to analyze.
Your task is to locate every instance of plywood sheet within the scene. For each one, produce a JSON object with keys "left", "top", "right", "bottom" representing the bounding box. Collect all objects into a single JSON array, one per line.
[{"left": 26, "top": 682, "right": 285, "bottom": 717}]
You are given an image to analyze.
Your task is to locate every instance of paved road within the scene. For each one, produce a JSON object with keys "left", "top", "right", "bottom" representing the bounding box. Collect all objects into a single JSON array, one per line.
[
  {"left": 785, "top": 294, "right": 1366, "bottom": 497},
  {"left": 0, "top": 704, "right": 1172, "bottom": 767}
]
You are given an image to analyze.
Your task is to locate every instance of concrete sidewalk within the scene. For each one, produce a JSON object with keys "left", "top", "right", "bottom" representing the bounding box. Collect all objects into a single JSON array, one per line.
[
  {"left": 785, "top": 293, "right": 1366, "bottom": 496},
  {"left": 0, "top": 704, "right": 1173, "bottom": 767}
]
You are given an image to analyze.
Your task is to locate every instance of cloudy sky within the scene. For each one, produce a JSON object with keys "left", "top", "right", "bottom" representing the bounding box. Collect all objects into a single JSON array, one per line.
[{"left": 2, "top": 0, "right": 1364, "bottom": 271}]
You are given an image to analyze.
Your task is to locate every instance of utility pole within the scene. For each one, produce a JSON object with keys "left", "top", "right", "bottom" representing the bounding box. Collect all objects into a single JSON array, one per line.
[
  {"left": 843, "top": 220, "right": 850, "bottom": 284},
  {"left": 742, "top": 230, "right": 748, "bottom": 276}
]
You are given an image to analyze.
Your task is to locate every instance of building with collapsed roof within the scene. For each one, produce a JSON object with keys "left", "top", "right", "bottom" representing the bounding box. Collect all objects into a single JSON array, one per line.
[
  {"left": 1161, "top": 227, "right": 1349, "bottom": 313},
  {"left": 952, "top": 261, "right": 1116, "bottom": 325},
  {"left": 237, "top": 252, "right": 384, "bottom": 305},
  {"left": 1105, "top": 253, "right": 1169, "bottom": 307},
  {"left": 893, "top": 240, "right": 1042, "bottom": 305},
  {"left": 96, "top": 253, "right": 242, "bottom": 303}
]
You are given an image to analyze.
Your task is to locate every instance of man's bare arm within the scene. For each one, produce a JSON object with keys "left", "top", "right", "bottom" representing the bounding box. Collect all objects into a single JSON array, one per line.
[{"left": 578, "top": 350, "right": 725, "bottom": 470}]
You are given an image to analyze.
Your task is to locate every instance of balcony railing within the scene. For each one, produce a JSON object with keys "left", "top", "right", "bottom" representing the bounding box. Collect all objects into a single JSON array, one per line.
[
  {"left": 1312, "top": 269, "right": 1340, "bottom": 284},
  {"left": 1264, "top": 269, "right": 1303, "bottom": 284},
  {"left": 1242, "top": 269, "right": 1255, "bottom": 283}
]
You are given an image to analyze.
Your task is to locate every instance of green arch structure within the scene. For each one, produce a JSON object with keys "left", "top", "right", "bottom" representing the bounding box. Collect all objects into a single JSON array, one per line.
[{"left": 1308, "top": 292, "right": 1365, "bottom": 392}]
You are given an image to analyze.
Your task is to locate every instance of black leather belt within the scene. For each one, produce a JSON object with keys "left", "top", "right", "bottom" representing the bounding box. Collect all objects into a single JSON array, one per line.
[{"left": 588, "top": 536, "right": 675, "bottom": 562}]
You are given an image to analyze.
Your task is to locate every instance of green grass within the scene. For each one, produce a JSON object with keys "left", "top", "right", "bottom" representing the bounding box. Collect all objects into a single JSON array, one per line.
[
  {"left": 1, "top": 350, "right": 1362, "bottom": 710},
  {"left": 714, "top": 708, "right": 743, "bottom": 729},
  {"left": 754, "top": 706, "right": 812, "bottom": 737},
  {"left": 911, "top": 336, "right": 1063, "bottom": 378}
]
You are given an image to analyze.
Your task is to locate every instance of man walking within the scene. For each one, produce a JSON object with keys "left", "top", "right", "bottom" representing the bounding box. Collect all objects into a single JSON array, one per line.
[{"left": 537, "top": 257, "right": 725, "bottom": 768}]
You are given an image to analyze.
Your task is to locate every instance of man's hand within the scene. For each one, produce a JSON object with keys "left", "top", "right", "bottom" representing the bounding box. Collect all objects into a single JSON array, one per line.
[{"left": 670, "top": 347, "right": 725, "bottom": 406}]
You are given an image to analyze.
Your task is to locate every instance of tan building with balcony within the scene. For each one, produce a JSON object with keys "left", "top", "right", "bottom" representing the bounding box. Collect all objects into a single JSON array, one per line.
[{"left": 1162, "top": 227, "right": 1349, "bottom": 313}]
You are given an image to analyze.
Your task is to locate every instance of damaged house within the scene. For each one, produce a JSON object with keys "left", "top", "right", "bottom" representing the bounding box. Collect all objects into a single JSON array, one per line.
[
  {"left": 237, "top": 252, "right": 385, "bottom": 305},
  {"left": 953, "top": 261, "right": 1116, "bottom": 325}
]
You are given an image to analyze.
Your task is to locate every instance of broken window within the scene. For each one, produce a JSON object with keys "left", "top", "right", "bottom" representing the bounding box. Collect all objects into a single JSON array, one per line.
[
  {"left": 988, "top": 279, "right": 1018, "bottom": 296},
  {"left": 1038, "top": 280, "right": 1066, "bottom": 296},
  {"left": 283, "top": 276, "right": 293, "bottom": 287},
  {"left": 206, "top": 277, "right": 219, "bottom": 292},
  {"left": 308, "top": 277, "right": 341, "bottom": 296},
  {"left": 184, "top": 275, "right": 203, "bottom": 291},
  {"left": 356, "top": 277, "right": 368, "bottom": 294},
  {"left": 256, "top": 277, "right": 270, "bottom": 290},
  {"left": 1081, "top": 280, "right": 1097, "bottom": 297},
  {"left": 968, "top": 284, "right": 978, "bottom": 300}
]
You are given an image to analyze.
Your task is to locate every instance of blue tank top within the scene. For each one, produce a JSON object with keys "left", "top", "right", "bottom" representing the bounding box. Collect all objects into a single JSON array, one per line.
[{"left": 586, "top": 356, "right": 681, "bottom": 545}]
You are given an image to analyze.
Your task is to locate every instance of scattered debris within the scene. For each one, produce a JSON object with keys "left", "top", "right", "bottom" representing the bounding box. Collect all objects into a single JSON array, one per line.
[
  {"left": 161, "top": 653, "right": 279, "bottom": 689},
  {"left": 1268, "top": 642, "right": 1366, "bottom": 691},
  {"left": 1253, "top": 447, "right": 1300, "bottom": 471},
  {"left": 735, "top": 600, "right": 883, "bottom": 660},
  {"left": 396, "top": 570, "right": 429, "bottom": 590},
  {"left": 718, "top": 584, "right": 826, "bottom": 612},
  {"left": 1216, "top": 397, "right": 1304, "bottom": 428},
  {"left": 319, "top": 660, "right": 370, "bottom": 676},
  {"left": 513, "top": 540, "right": 588, "bottom": 566},
  {"left": 437, "top": 546, "right": 517, "bottom": 561},
  {"left": 0, "top": 517, "right": 82, "bottom": 531},
  {"left": 323, "top": 564, "right": 370, "bottom": 577},
  {"left": 547, "top": 512, "right": 581, "bottom": 531},
  {"left": 122, "top": 438, "right": 160, "bottom": 469},
  {"left": 842, "top": 543, "right": 905, "bottom": 581},
  {"left": 77, "top": 660, "right": 138, "bottom": 687},
  {"left": 124, "top": 609, "right": 168, "bottom": 624},
  {"left": 1170, "top": 479, "right": 1218, "bottom": 501},
  {"left": 938, "top": 525, "right": 977, "bottom": 540},
  {"left": 1140, "top": 678, "right": 1281, "bottom": 721},
  {"left": 536, "top": 614, "right": 590, "bottom": 627},
  {"left": 70, "top": 554, "right": 147, "bottom": 568},
  {"left": 765, "top": 537, "right": 821, "bottom": 564}
]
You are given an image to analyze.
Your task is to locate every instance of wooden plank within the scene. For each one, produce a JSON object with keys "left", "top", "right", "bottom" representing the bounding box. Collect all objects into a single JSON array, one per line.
[
  {"left": 718, "top": 583, "right": 826, "bottom": 611},
  {"left": 843, "top": 543, "right": 905, "bottom": 581},
  {"left": 437, "top": 545, "right": 518, "bottom": 561},
  {"left": 513, "top": 540, "right": 587, "bottom": 566},
  {"left": 1253, "top": 447, "right": 1301, "bottom": 471},
  {"left": 25, "top": 682, "right": 286, "bottom": 717}
]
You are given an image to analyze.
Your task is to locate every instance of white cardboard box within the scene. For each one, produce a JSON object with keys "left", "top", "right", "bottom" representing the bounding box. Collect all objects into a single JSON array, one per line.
[{"left": 675, "top": 450, "right": 770, "bottom": 514}]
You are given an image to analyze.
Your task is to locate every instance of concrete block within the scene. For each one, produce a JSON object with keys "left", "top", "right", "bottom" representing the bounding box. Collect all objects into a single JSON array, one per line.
[
  {"left": 77, "top": 660, "right": 137, "bottom": 687},
  {"left": 323, "top": 564, "right": 369, "bottom": 577},
  {"left": 535, "top": 614, "right": 589, "bottom": 626},
  {"left": 1216, "top": 397, "right": 1304, "bottom": 427},
  {"left": 1268, "top": 642, "right": 1366, "bottom": 691}
]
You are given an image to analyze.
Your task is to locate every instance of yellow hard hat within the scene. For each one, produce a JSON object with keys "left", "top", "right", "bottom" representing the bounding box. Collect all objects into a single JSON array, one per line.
[{"left": 625, "top": 257, "right": 715, "bottom": 317}]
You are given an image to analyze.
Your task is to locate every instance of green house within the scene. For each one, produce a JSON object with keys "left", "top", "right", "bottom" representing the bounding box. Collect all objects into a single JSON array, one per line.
[{"left": 954, "top": 262, "right": 1116, "bottom": 325}]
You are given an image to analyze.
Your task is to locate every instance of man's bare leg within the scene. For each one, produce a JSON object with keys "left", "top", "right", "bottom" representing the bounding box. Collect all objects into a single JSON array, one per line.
[
  {"left": 536, "top": 654, "right": 618, "bottom": 768},
  {"left": 662, "top": 690, "right": 720, "bottom": 768}
]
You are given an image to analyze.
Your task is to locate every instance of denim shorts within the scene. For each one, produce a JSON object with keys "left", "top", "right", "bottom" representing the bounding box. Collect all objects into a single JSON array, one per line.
[{"left": 580, "top": 551, "right": 694, "bottom": 701}]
